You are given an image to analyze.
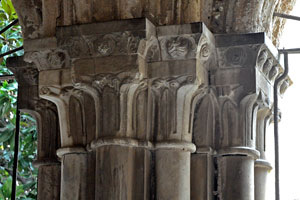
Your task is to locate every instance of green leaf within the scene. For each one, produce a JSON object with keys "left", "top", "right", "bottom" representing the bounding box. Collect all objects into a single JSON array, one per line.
[
  {"left": 16, "top": 185, "right": 24, "bottom": 197},
  {"left": 1, "top": 1, "right": 10, "bottom": 16},
  {"left": 7, "top": 1, "right": 15, "bottom": 17},
  {"left": 0, "top": 129, "right": 13, "bottom": 143},
  {"left": 2, "top": 176, "right": 12, "bottom": 198}
]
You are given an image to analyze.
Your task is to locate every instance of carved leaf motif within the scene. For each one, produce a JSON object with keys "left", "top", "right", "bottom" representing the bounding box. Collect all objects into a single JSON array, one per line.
[
  {"left": 151, "top": 76, "right": 195, "bottom": 91},
  {"left": 23, "top": 67, "right": 38, "bottom": 85},
  {"left": 257, "top": 49, "right": 268, "bottom": 68},
  {"left": 127, "top": 34, "right": 140, "bottom": 53},
  {"left": 47, "top": 51, "right": 66, "bottom": 69},
  {"left": 160, "top": 35, "right": 197, "bottom": 60},
  {"left": 92, "top": 75, "right": 123, "bottom": 93},
  {"left": 225, "top": 47, "right": 246, "bottom": 66},
  {"left": 197, "top": 35, "right": 210, "bottom": 59},
  {"left": 268, "top": 65, "right": 279, "bottom": 81},
  {"left": 144, "top": 37, "right": 160, "bottom": 62},
  {"left": 262, "top": 58, "right": 273, "bottom": 75},
  {"left": 166, "top": 36, "right": 190, "bottom": 58},
  {"left": 200, "top": 43, "right": 210, "bottom": 58},
  {"left": 280, "top": 79, "right": 290, "bottom": 94},
  {"left": 60, "top": 37, "right": 86, "bottom": 57},
  {"left": 95, "top": 35, "right": 116, "bottom": 56}
]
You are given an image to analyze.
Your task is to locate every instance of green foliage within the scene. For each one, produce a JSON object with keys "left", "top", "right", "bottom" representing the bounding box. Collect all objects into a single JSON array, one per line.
[{"left": 0, "top": 0, "right": 37, "bottom": 199}]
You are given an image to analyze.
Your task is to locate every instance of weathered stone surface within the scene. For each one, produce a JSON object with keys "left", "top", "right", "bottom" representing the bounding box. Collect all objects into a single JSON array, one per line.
[
  {"left": 37, "top": 165, "right": 61, "bottom": 200},
  {"left": 191, "top": 151, "right": 214, "bottom": 200},
  {"left": 217, "top": 154, "right": 256, "bottom": 200},
  {"left": 60, "top": 152, "right": 95, "bottom": 200},
  {"left": 13, "top": 0, "right": 295, "bottom": 46},
  {"left": 7, "top": 57, "right": 61, "bottom": 200},
  {"left": 8, "top": 12, "right": 294, "bottom": 199}
]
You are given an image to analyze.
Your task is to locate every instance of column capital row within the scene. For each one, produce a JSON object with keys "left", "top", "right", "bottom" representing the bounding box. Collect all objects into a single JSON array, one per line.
[{"left": 7, "top": 18, "right": 291, "bottom": 155}]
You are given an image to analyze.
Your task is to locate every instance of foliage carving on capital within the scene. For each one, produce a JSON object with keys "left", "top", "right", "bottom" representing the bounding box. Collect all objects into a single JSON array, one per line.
[
  {"left": 197, "top": 35, "right": 211, "bottom": 60},
  {"left": 23, "top": 67, "right": 39, "bottom": 85},
  {"left": 58, "top": 31, "right": 142, "bottom": 59},
  {"left": 216, "top": 45, "right": 255, "bottom": 68},
  {"left": 92, "top": 72, "right": 138, "bottom": 93},
  {"left": 91, "top": 32, "right": 141, "bottom": 56},
  {"left": 256, "top": 49, "right": 269, "bottom": 68},
  {"left": 196, "top": 34, "right": 217, "bottom": 84},
  {"left": 256, "top": 46, "right": 281, "bottom": 83},
  {"left": 24, "top": 50, "right": 69, "bottom": 71},
  {"left": 225, "top": 47, "right": 247, "bottom": 66},
  {"left": 138, "top": 36, "right": 161, "bottom": 62},
  {"left": 6, "top": 57, "right": 40, "bottom": 87},
  {"left": 151, "top": 75, "right": 195, "bottom": 92},
  {"left": 218, "top": 92, "right": 260, "bottom": 149},
  {"left": 159, "top": 35, "right": 197, "bottom": 60},
  {"left": 150, "top": 75, "right": 198, "bottom": 141},
  {"left": 59, "top": 37, "right": 89, "bottom": 58}
]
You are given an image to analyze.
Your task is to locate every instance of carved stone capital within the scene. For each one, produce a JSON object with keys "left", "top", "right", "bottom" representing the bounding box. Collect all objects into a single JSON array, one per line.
[
  {"left": 212, "top": 33, "right": 292, "bottom": 150},
  {"left": 138, "top": 20, "right": 216, "bottom": 83},
  {"left": 24, "top": 50, "right": 70, "bottom": 71}
]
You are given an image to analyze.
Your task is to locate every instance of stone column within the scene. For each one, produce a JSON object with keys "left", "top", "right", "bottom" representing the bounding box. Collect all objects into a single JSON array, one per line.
[
  {"left": 22, "top": 37, "right": 96, "bottom": 198},
  {"left": 24, "top": 18, "right": 153, "bottom": 199},
  {"left": 191, "top": 91, "right": 218, "bottom": 200},
  {"left": 211, "top": 33, "right": 291, "bottom": 200},
  {"left": 7, "top": 57, "right": 61, "bottom": 200},
  {"left": 38, "top": 69, "right": 96, "bottom": 200},
  {"left": 10, "top": 14, "right": 293, "bottom": 199},
  {"left": 255, "top": 108, "right": 273, "bottom": 200},
  {"left": 138, "top": 20, "right": 216, "bottom": 200}
]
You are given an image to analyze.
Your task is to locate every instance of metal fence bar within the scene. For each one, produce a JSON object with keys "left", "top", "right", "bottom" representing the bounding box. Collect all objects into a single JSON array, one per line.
[
  {"left": 0, "top": 75, "right": 15, "bottom": 81},
  {"left": 274, "top": 52, "right": 289, "bottom": 200},
  {"left": 279, "top": 48, "right": 300, "bottom": 54},
  {"left": 0, "top": 19, "right": 18, "bottom": 35},
  {"left": 274, "top": 12, "right": 300, "bottom": 21},
  {"left": 0, "top": 46, "right": 23, "bottom": 58},
  {"left": 11, "top": 88, "right": 20, "bottom": 200},
  {"left": 0, "top": 18, "right": 22, "bottom": 200}
]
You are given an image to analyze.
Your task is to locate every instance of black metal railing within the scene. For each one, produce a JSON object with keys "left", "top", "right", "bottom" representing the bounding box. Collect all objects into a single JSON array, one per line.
[
  {"left": 274, "top": 11, "right": 300, "bottom": 200},
  {"left": 0, "top": 18, "right": 23, "bottom": 200}
]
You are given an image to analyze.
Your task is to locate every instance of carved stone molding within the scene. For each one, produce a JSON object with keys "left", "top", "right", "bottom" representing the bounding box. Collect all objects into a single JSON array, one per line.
[{"left": 24, "top": 50, "right": 70, "bottom": 71}]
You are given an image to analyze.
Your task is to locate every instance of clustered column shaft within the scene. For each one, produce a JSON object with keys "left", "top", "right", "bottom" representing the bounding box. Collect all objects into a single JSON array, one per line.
[{"left": 11, "top": 18, "right": 291, "bottom": 200}]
